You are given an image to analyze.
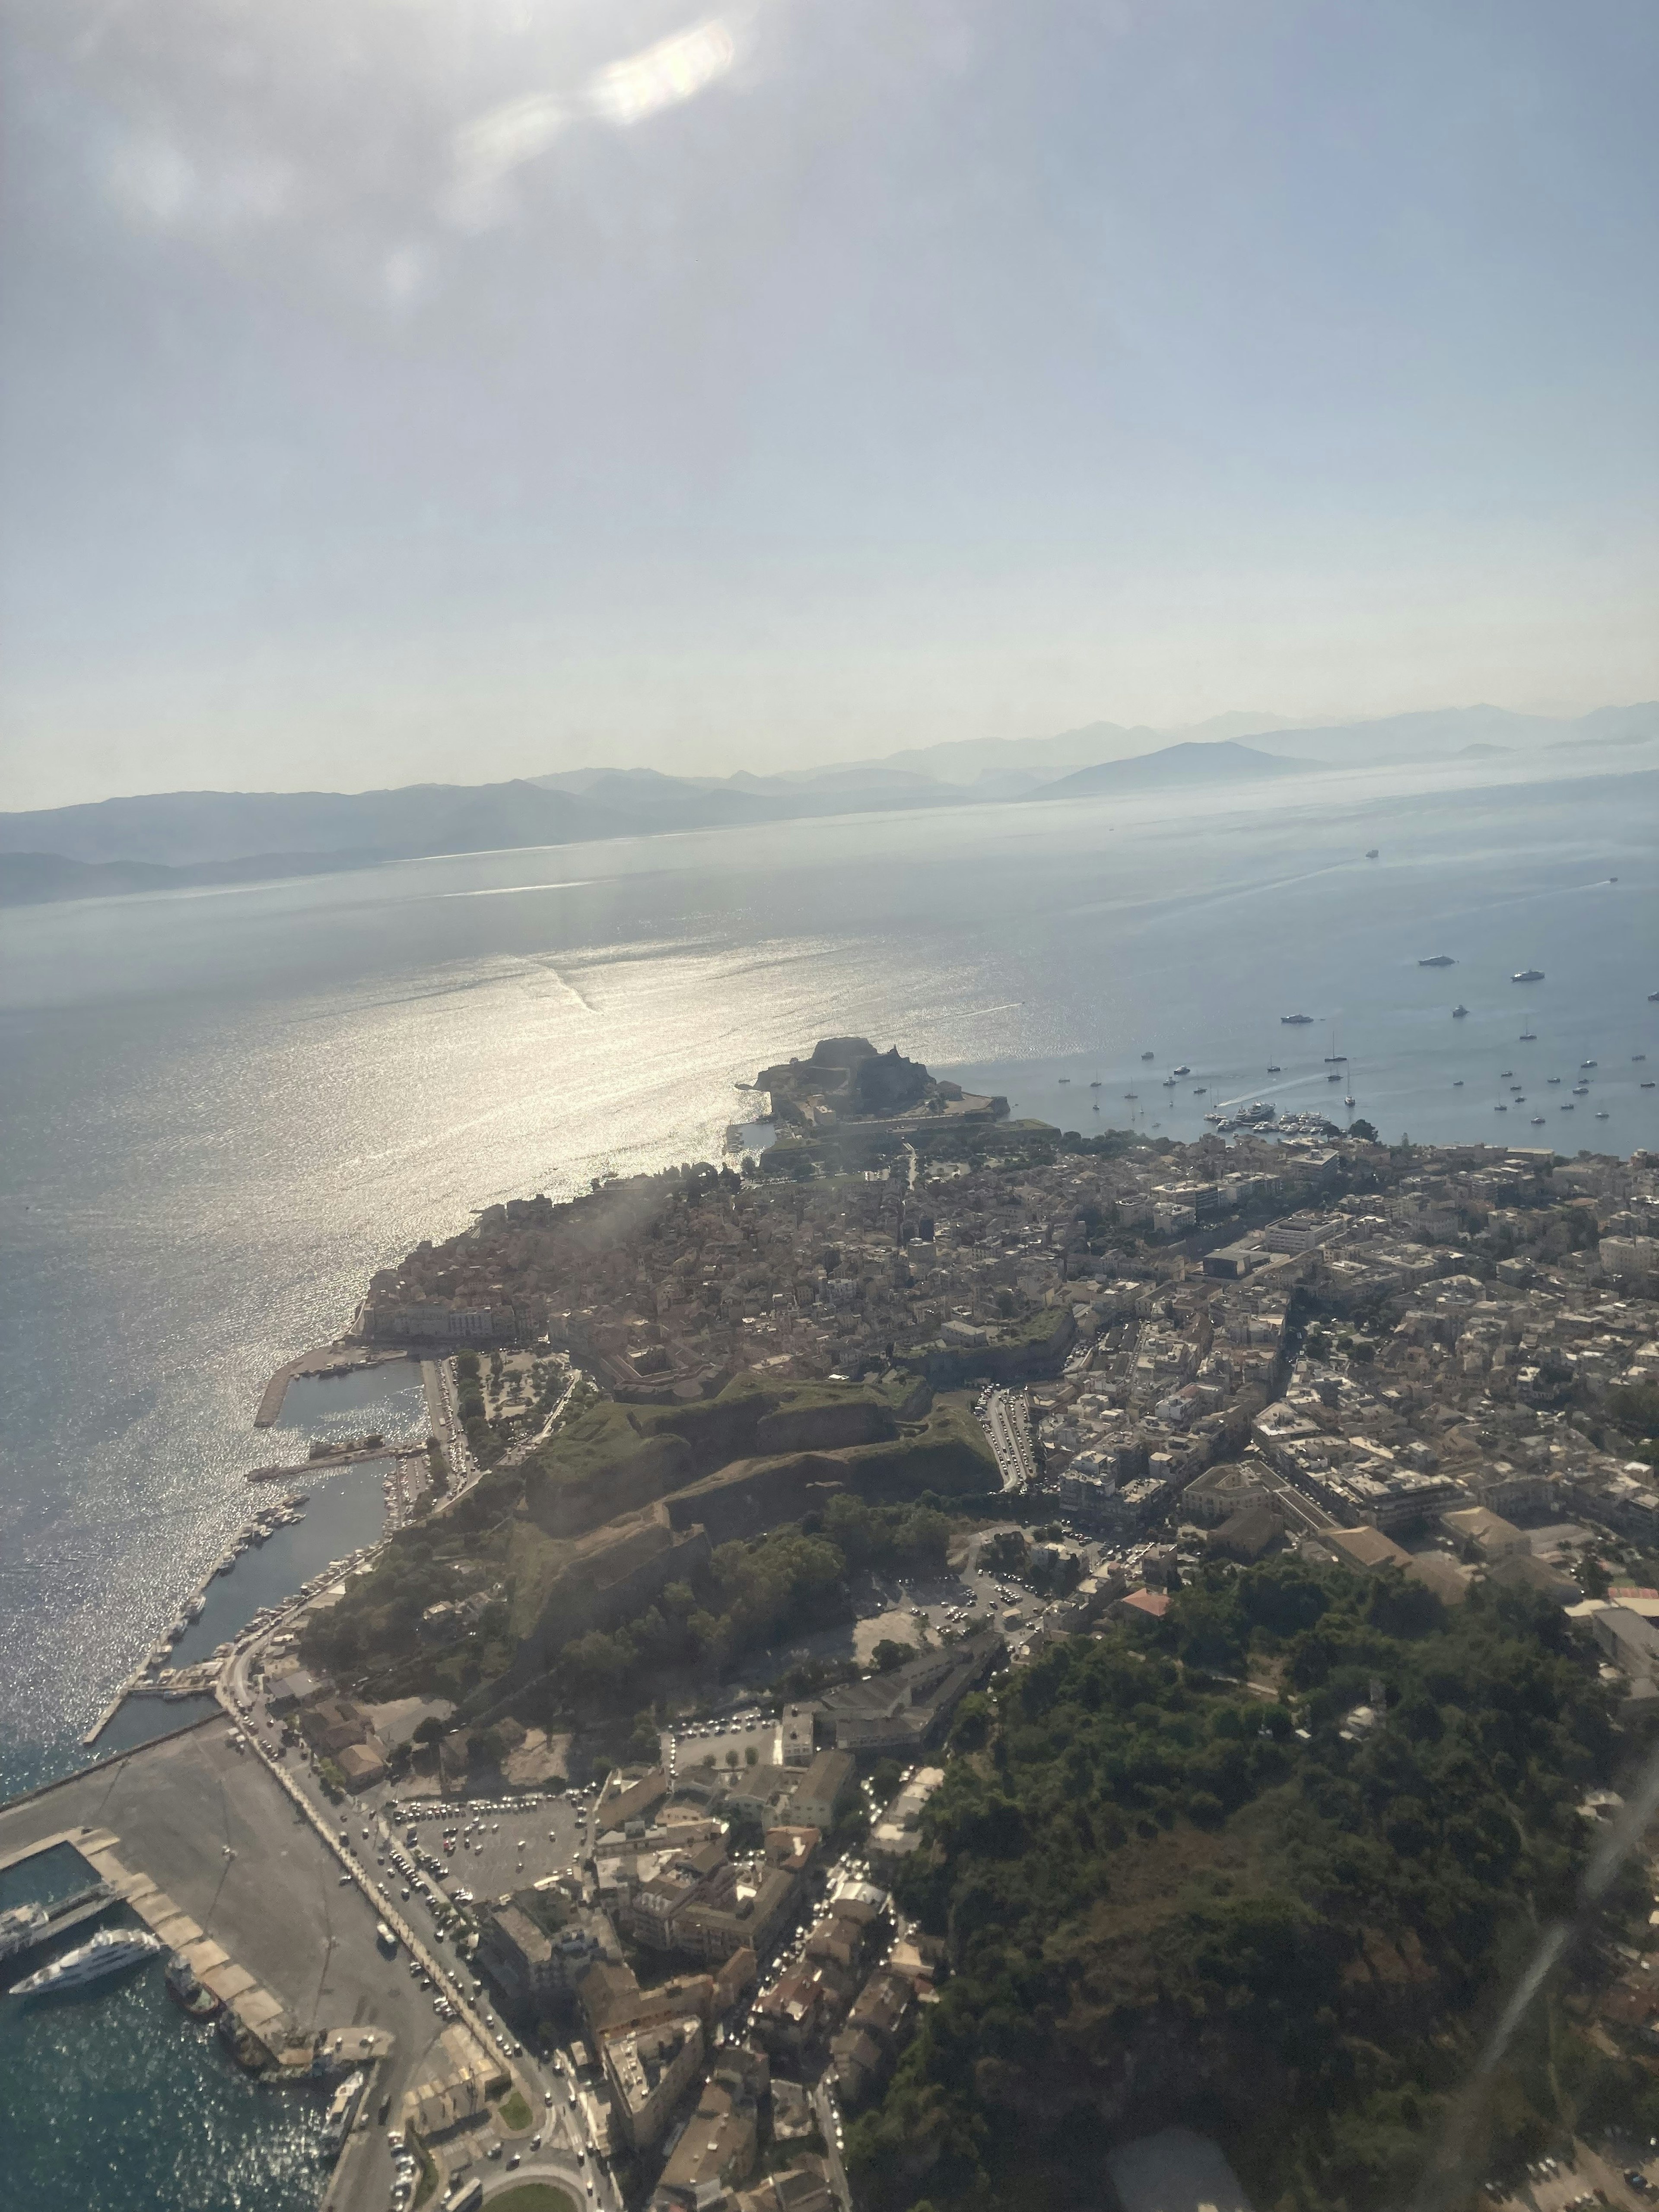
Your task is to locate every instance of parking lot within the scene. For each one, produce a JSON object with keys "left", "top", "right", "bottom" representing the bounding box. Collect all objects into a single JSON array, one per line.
[
  {"left": 1483, "top": 2138, "right": 1659, "bottom": 2212},
  {"left": 373, "top": 1788, "right": 593, "bottom": 1911}
]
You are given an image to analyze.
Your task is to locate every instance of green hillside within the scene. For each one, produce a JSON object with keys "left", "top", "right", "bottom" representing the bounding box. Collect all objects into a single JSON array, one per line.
[{"left": 850, "top": 1559, "right": 1646, "bottom": 2212}]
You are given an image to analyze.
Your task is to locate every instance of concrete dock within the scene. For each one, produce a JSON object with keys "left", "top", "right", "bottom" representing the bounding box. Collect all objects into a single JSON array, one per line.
[{"left": 0, "top": 1723, "right": 456, "bottom": 2211}]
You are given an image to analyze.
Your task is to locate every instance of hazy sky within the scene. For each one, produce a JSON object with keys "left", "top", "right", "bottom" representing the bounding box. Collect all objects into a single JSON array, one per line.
[{"left": 1, "top": 0, "right": 1655, "bottom": 809}]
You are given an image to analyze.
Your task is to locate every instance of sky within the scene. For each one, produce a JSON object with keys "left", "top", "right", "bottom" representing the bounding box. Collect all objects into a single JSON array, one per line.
[{"left": 0, "top": 0, "right": 1655, "bottom": 810}]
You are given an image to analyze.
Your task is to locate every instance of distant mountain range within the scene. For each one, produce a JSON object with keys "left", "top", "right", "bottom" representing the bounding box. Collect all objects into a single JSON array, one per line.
[
  {"left": 1, "top": 700, "right": 1653, "bottom": 906},
  {"left": 1030, "top": 740, "right": 1306, "bottom": 799}
]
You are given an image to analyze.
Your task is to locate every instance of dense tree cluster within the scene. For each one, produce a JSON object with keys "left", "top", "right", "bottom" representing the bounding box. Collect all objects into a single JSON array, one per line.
[
  {"left": 850, "top": 1559, "right": 1631, "bottom": 2212},
  {"left": 556, "top": 1496, "right": 951, "bottom": 1708}
]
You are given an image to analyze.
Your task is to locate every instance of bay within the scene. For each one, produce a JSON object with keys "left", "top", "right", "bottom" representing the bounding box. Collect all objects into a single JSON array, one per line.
[{"left": 2, "top": 757, "right": 1655, "bottom": 1794}]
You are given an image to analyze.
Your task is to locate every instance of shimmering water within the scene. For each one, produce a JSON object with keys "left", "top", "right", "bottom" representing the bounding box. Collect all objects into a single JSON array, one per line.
[
  {"left": 167, "top": 1452, "right": 394, "bottom": 1671},
  {"left": 2, "top": 759, "right": 1654, "bottom": 1796},
  {"left": 0, "top": 1847, "right": 329, "bottom": 2212}
]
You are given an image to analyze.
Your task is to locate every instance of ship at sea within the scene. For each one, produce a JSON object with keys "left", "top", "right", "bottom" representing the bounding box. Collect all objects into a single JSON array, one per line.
[
  {"left": 10, "top": 1927, "right": 164, "bottom": 1998},
  {"left": 1513, "top": 969, "right": 1545, "bottom": 983},
  {"left": 1280, "top": 1013, "right": 1315, "bottom": 1025}
]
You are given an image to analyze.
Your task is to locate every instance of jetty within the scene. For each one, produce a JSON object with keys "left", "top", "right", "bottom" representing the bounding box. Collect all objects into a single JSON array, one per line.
[{"left": 247, "top": 1440, "right": 421, "bottom": 1484}]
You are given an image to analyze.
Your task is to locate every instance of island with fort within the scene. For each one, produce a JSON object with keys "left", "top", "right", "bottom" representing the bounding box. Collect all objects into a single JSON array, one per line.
[{"left": 9, "top": 1036, "right": 1659, "bottom": 2212}]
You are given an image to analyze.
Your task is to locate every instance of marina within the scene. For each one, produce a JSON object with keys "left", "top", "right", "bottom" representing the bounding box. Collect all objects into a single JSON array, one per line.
[{"left": 84, "top": 1446, "right": 411, "bottom": 1750}]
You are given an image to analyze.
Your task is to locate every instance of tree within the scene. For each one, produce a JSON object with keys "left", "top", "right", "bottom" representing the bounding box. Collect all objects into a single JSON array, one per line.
[
  {"left": 745, "top": 1744, "right": 759, "bottom": 1767},
  {"left": 874, "top": 1639, "right": 915, "bottom": 1673},
  {"left": 630, "top": 1709, "right": 661, "bottom": 1762},
  {"left": 413, "top": 1716, "right": 444, "bottom": 1745},
  {"left": 1349, "top": 1119, "right": 1379, "bottom": 1143}
]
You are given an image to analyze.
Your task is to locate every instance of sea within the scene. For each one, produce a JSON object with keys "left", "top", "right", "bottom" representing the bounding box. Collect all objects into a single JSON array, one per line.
[{"left": 0, "top": 751, "right": 1653, "bottom": 2206}]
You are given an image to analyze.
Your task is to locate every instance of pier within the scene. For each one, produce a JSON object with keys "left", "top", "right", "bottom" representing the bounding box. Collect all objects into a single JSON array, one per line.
[{"left": 247, "top": 1441, "right": 422, "bottom": 1484}]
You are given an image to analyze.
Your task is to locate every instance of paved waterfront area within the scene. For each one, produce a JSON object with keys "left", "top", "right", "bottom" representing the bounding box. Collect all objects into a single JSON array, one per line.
[{"left": 0, "top": 1722, "right": 460, "bottom": 2212}]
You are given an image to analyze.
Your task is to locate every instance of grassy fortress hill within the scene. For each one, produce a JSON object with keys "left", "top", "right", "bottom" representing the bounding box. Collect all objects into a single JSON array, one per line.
[{"left": 307, "top": 1039, "right": 1077, "bottom": 1729}]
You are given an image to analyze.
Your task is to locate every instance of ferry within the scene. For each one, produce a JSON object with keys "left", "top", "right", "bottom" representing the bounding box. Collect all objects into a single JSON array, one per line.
[
  {"left": 1512, "top": 969, "right": 1545, "bottom": 983},
  {"left": 10, "top": 1928, "right": 162, "bottom": 1997},
  {"left": 0, "top": 1902, "right": 51, "bottom": 1963},
  {"left": 322, "top": 2068, "right": 368, "bottom": 2155}
]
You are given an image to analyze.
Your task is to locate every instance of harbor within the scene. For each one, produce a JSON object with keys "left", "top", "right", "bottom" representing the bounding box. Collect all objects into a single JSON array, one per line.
[
  {"left": 0, "top": 1723, "right": 431, "bottom": 2208},
  {"left": 254, "top": 1346, "right": 415, "bottom": 1430}
]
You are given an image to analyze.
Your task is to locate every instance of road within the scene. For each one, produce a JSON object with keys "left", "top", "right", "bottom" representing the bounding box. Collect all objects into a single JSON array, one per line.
[{"left": 810, "top": 2075, "right": 853, "bottom": 2211}]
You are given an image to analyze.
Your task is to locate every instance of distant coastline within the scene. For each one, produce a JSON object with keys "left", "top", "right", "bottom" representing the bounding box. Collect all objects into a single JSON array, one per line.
[{"left": 3, "top": 703, "right": 1654, "bottom": 908}]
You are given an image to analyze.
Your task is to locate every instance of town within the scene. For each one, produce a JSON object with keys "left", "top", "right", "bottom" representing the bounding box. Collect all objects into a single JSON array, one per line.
[{"left": 11, "top": 1036, "right": 1659, "bottom": 2212}]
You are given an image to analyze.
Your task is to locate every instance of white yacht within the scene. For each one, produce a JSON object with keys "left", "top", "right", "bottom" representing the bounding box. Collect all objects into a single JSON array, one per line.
[{"left": 11, "top": 1928, "right": 163, "bottom": 1997}]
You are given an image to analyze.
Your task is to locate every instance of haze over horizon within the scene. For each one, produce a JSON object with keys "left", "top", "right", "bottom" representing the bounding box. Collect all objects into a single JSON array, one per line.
[{"left": 3, "top": 0, "right": 1656, "bottom": 811}]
